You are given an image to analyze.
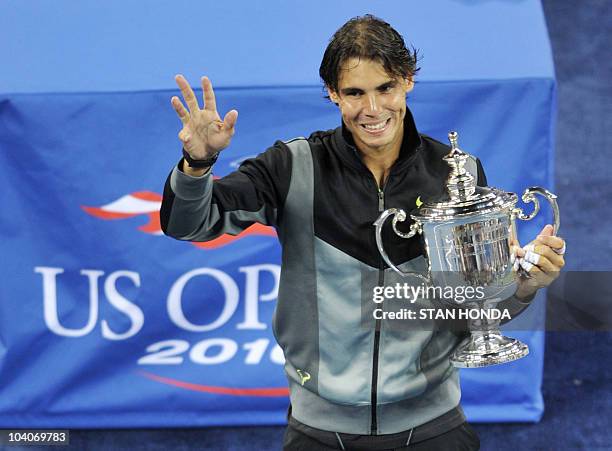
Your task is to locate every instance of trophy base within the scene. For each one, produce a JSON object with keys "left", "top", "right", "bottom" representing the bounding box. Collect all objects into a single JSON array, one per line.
[{"left": 451, "top": 333, "right": 529, "bottom": 368}]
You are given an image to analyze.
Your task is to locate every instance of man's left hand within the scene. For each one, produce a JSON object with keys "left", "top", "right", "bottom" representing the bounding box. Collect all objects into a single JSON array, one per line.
[{"left": 512, "top": 224, "right": 566, "bottom": 300}]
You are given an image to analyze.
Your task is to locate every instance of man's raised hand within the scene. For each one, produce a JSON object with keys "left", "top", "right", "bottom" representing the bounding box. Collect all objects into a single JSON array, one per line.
[{"left": 171, "top": 74, "right": 238, "bottom": 160}]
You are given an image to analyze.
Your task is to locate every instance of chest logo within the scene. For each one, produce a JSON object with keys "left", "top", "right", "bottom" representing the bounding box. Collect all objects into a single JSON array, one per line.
[
  {"left": 296, "top": 369, "right": 311, "bottom": 386},
  {"left": 416, "top": 196, "right": 423, "bottom": 207}
]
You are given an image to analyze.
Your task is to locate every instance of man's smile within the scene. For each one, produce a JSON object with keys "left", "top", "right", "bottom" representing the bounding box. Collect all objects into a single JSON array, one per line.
[{"left": 360, "top": 118, "right": 391, "bottom": 135}]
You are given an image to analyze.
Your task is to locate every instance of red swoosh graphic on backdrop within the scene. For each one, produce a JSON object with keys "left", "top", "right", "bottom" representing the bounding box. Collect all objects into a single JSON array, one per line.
[
  {"left": 138, "top": 370, "right": 289, "bottom": 397},
  {"left": 82, "top": 190, "right": 276, "bottom": 249}
]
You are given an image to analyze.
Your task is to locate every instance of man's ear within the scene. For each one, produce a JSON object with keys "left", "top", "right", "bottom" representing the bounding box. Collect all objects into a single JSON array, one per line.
[
  {"left": 405, "top": 78, "right": 415, "bottom": 94},
  {"left": 327, "top": 88, "right": 340, "bottom": 105}
]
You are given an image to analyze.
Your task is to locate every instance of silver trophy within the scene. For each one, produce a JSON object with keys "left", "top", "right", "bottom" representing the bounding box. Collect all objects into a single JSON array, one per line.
[{"left": 374, "top": 131, "right": 560, "bottom": 368}]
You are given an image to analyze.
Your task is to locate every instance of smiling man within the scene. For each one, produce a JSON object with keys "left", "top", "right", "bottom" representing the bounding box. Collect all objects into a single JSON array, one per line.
[{"left": 160, "top": 15, "right": 565, "bottom": 451}]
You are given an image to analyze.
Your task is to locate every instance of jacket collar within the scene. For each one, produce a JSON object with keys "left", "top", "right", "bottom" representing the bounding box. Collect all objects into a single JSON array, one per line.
[{"left": 332, "top": 107, "right": 424, "bottom": 173}]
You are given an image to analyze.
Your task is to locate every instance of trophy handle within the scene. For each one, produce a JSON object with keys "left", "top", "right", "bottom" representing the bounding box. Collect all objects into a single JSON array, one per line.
[
  {"left": 513, "top": 187, "right": 560, "bottom": 236},
  {"left": 374, "top": 209, "right": 428, "bottom": 281}
]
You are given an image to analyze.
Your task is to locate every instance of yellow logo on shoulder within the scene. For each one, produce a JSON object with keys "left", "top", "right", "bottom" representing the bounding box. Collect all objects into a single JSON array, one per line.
[{"left": 416, "top": 196, "right": 423, "bottom": 207}]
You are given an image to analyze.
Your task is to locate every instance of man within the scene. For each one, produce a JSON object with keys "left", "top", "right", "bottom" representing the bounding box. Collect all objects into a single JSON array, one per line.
[{"left": 161, "top": 15, "right": 565, "bottom": 451}]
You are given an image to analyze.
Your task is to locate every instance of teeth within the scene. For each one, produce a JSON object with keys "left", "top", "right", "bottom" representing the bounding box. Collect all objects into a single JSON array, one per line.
[{"left": 363, "top": 120, "right": 388, "bottom": 130}]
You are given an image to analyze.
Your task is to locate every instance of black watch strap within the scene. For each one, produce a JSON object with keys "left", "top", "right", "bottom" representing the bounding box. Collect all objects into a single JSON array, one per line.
[{"left": 182, "top": 148, "right": 220, "bottom": 168}]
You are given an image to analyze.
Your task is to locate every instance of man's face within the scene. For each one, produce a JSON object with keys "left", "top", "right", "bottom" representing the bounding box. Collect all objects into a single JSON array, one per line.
[{"left": 328, "top": 58, "right": 414, "bottom": 156}]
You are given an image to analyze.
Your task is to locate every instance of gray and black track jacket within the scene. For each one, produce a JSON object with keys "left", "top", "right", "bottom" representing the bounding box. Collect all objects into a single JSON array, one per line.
[{"left": 160, "top": 109, "right": 488, "bottom": 435}]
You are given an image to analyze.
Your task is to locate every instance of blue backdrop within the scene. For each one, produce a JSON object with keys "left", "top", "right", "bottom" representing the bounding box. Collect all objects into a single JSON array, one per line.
[{"left": 0, "top": 0, "right": 555, "bottom": 427}]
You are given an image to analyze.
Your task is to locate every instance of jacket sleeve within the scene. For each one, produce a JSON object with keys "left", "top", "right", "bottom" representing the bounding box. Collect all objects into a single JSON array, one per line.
[{"left": 159, "top": 142, "right": 291, "bottom": 241}]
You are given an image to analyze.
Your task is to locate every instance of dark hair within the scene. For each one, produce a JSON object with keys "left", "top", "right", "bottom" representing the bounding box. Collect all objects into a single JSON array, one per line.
[{"left": 319, "top": 15, "right": 420, "bottom": 95}]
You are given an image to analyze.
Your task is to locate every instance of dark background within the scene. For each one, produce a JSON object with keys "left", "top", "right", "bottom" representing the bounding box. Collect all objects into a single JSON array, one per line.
[{"left": 4, "top": 1, "right": 611, "bottom": 450}]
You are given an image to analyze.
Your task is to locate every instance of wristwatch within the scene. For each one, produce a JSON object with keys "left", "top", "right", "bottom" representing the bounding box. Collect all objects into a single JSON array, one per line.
[{"left": 182, "top": 148, "right": 220, "bottom": 168}]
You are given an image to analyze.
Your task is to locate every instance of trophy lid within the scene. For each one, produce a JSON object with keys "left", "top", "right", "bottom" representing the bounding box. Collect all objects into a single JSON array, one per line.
[{"left": 413, "top": 131, "right": 517, "bottom": 221}]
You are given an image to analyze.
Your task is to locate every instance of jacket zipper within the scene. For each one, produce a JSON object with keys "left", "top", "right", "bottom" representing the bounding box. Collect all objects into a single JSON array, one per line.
[{"left": 371, "top": 186, "right": 386, "bottom": 435}]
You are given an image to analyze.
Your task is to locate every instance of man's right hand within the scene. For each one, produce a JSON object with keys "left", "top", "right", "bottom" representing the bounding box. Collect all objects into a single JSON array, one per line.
[{"left": 171, "top": 74, "right": 238, "bottom": 165}]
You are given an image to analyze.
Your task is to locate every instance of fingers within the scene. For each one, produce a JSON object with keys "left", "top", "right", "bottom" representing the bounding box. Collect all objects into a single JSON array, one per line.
[
  {"left": 519, "top": 258, "right": 538, "bottom": 273},
  {"left": 171, "top": 96, "right": 190, "bottom": 124},
  {"left": 515, "top": 227, "right": 564, "bottom": 288},
  {"left": 511, "top": 244, "right": 525, "bottom": 259},
  {"left": 552, "top": 242, "right": 566, "bottom": 255},
  {"left": 201, "top": 76, "right": 217, "bottom": 112},
  {"left": 175, "top": 74, "right": 200, "bottom": 113},
  {"left": 513, "top": 227, "right": 566, "bottom": 275},
  {"left": 536, "top": 223, "right": 565, "bottom": 253},
  {"left": 521, "top": 251, "right": 554, "bottom": 273},
  {"left": 223, "top": 109, "right": 238, "bottom": 131},
  {"left": 525, "top": 244, "right": 564, "bottom": 268},
  {"left": 536, "top": 234, "right": 565, "bottom": 253},
  {"left": 519, "top": 242, "right": 565, "bottom": 273},
  {"left": 538, "top": 224, "right": 555, "bottom": 237}
]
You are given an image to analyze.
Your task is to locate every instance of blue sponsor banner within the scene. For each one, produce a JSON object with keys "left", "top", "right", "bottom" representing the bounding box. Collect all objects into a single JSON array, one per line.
[{"left": 0, "top": 1, "right": 554, "bottom": 427}]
